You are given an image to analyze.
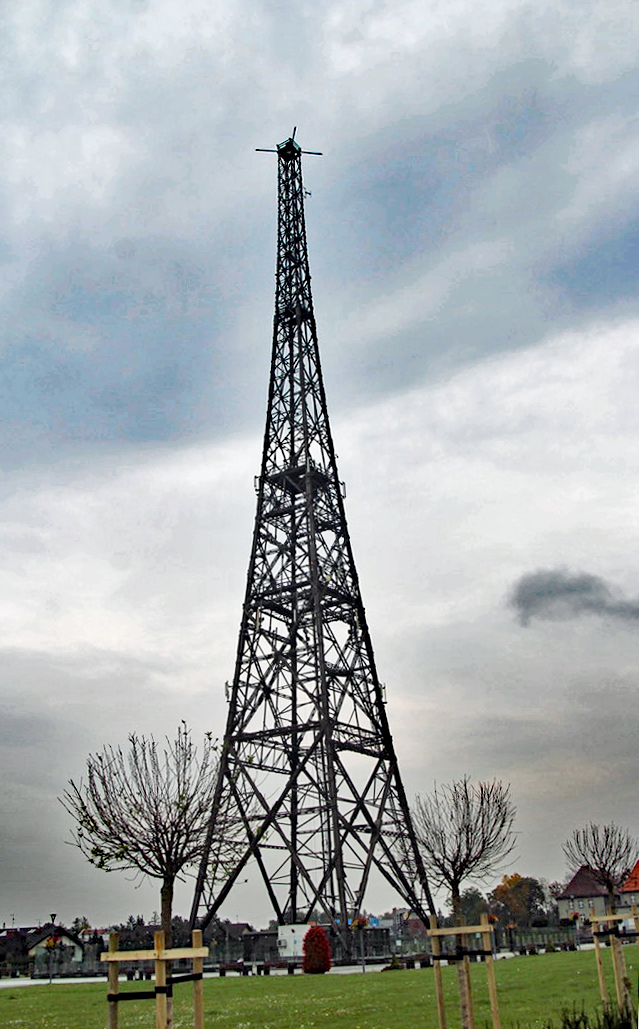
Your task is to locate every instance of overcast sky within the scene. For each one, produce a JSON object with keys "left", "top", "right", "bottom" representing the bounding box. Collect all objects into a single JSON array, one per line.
[{"left": 2, "top": 0, "right": 639, "bottom": 931}]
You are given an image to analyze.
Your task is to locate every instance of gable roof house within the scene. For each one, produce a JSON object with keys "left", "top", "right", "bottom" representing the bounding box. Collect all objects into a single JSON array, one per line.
[
  {"left": 556, "top": 866, "right": 610, "bottom": 923},
  {"left": 26, "top": 924, "right": 84, "bottom": 976}
]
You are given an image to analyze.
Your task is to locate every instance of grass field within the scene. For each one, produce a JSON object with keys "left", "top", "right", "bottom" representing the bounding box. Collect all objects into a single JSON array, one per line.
[{"left": 0, "top": 948, "right": 636, "bottom": 1029}]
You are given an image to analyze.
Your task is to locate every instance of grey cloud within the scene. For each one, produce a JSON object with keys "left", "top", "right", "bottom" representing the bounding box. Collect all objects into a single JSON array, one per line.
[
  {"left": 453, "top": 678, "right": 639, "bottom": 861},
  {"left": 0, "top": 227, "right": 272, "bottom": 467},
  {"left": 458, "top": 680, "right": 639, "bottom": 771},
  {"left": 0, "top": 709, "right": 53, "bottom": 748},
  {"left": 510, "top": 568, "right": 639, "bottom": 625}
]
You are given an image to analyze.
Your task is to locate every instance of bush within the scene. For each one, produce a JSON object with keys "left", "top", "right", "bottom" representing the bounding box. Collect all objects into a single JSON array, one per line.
[
  {"left": 302, "top": 926, "right": 331, "bottom": 974},
  {"left": 545, "top": 1004, "right": 636, "bottom": 1029},
  {"left": 381, "top": 953, "right": 403, "bottom": 971}
]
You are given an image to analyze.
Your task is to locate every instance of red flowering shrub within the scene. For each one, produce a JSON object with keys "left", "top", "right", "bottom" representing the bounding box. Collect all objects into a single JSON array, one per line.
[{"left": 302, "top": 925, "right": 332, "bottom": 974}]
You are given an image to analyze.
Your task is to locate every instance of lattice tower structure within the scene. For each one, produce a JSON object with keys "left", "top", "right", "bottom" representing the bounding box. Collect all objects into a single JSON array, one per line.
[{"left": 190, "top": 136, "right": 435, "bottom": 950}]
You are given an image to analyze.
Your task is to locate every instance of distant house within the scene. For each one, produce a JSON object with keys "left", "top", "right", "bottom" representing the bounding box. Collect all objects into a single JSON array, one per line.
[
  {"left": 242, "top": 928, "right": 279, "bottom": 964},
  {"left": 620, "top": 860, "right": 639, "bottom": 909},
  {"left": 210, "top": 921, "right": 254, "bottom": 964},
  {"left": 556, "top": 866, "right": 609, "bottom": 923},
  {"left": 26, "top": 924, "right": 84, "bottom": 965},
  {"left": 0, "top": 927, "right": 33, "bottom": 967}
]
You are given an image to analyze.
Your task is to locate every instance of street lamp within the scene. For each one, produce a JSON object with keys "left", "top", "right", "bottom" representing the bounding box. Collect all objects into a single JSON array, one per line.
[{"left": 48, "top": 914, "right": 57, "bottom": 984}]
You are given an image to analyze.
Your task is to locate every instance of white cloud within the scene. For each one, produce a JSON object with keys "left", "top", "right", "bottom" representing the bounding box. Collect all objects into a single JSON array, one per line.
[{"left": 0, "top": 437, "right": 255, "bottom": 667}]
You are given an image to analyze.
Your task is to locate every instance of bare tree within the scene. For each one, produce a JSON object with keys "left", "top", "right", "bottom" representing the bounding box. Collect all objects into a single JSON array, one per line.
[
  {"left": 563, "top": 822, "right": 639, "bottom": 906},
  {"left": 412, "top": 777, "right": 517, "bottom": 922},
  {"left": 61, "top": 723, "right": 233, "bottom": 946}
]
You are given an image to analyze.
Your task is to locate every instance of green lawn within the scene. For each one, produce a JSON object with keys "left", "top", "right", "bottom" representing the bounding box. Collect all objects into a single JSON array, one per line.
[{"left": 0, "top": 948, "right": 635, "bottom": 1029}]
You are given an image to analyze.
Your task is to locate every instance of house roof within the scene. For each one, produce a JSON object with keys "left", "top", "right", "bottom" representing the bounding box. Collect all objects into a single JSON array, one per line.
[
  {"left": 216, "top": 922, "right": 254, "bottom": 941},
  {"left": 556, "top": 866, "right": 608, "bottom": 899},
  {"left": 26, "top": 925, "right": 84, "bottom": 950},
  {"left": 621, "top": 860, "right": 639, "bottom": 892},
  {"left": 230, "top": 922, "right": 254, "bottom": 938}
]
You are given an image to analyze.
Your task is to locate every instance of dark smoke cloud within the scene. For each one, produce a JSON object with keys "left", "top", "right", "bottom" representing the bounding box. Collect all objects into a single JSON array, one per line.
[{"left": 510, "top": 568, "right": 639, "bottom": 625}]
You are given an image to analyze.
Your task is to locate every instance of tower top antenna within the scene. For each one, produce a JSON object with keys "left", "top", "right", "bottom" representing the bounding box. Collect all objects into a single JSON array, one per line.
[{"left": 255, "top": 132, "right": 322, "bottom": 157}]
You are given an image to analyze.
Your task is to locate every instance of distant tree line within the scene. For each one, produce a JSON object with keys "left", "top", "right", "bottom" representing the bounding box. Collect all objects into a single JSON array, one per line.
[{"left": 440, "top": 876, "right": 561, "bottom": 929}]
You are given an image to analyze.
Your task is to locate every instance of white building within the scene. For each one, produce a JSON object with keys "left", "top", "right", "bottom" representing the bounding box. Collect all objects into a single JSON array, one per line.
[{"left": 277, "top": 924, "right": 310, "bottom": 961}]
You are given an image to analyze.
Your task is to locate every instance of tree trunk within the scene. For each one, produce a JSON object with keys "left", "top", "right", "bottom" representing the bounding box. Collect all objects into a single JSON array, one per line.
[
  {"left": 452, "top": 886, "right": 475, "bottom": 1029},
  {"left": 161, "top": 877, "right": 174, "bottom": 947},
  {"left": 161, "top": 877, "right": 174, "bottom": 1029},
  {"left": 452, "top": 889, "right": 462, "bottom": 924}
]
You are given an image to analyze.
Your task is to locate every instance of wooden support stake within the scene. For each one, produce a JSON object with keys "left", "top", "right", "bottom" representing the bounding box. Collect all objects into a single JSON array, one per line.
[
  {"left": 192, "top": 930, "right": 204, "bottom": 1029},
  {"left": 593, "top": 922, "right": 608, "bottom": 1005},
  {"left": 611, "top": 931, "right": 632, "bottom": 1012},
  {"left": 610, "top": 934, "right": 624, "bottom": 1008},
  {"left": 632, "top": 905, "right": 639, "bottom": 962},
  {"left": 430, "top": 915, "right": 447, "bottom": 1029},
  {"left": 457, "top": 941, "right": 475, "bottom": 1029},
  {"left": 427, "top": 923, "right": 499, "bottom": 937},
  {"left": 618, "top": 941, "right": 632, "bottom": 1013},
  {"left": 631, "top": 905, "right": 639, "bottom": 1018},
  {"left": 108, "top": 933, "right": 119, "bottom": 1029},
  {"left": 481, "top": 914, "right": 501, "bottom": 1029},
  {"left": 464, "top": 947, "right": 475, "bottom": 1029},
  {"left": 457, "top": 921, "right": 476, "bottom": 1029},
  {"left": 600, "top": 908, "right": 630, "bottom": 1011},
  {"left": 154, "top": 931, "right": 167, "bottom": 1029}
]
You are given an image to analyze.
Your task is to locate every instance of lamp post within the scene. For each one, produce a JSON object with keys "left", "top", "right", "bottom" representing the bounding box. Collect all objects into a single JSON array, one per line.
[
  {"left": 48, "top": 914, "right": 57, "bottom": 984},
  {"left": 352, "top": 917, "right": 367, "bottom": 973}
]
